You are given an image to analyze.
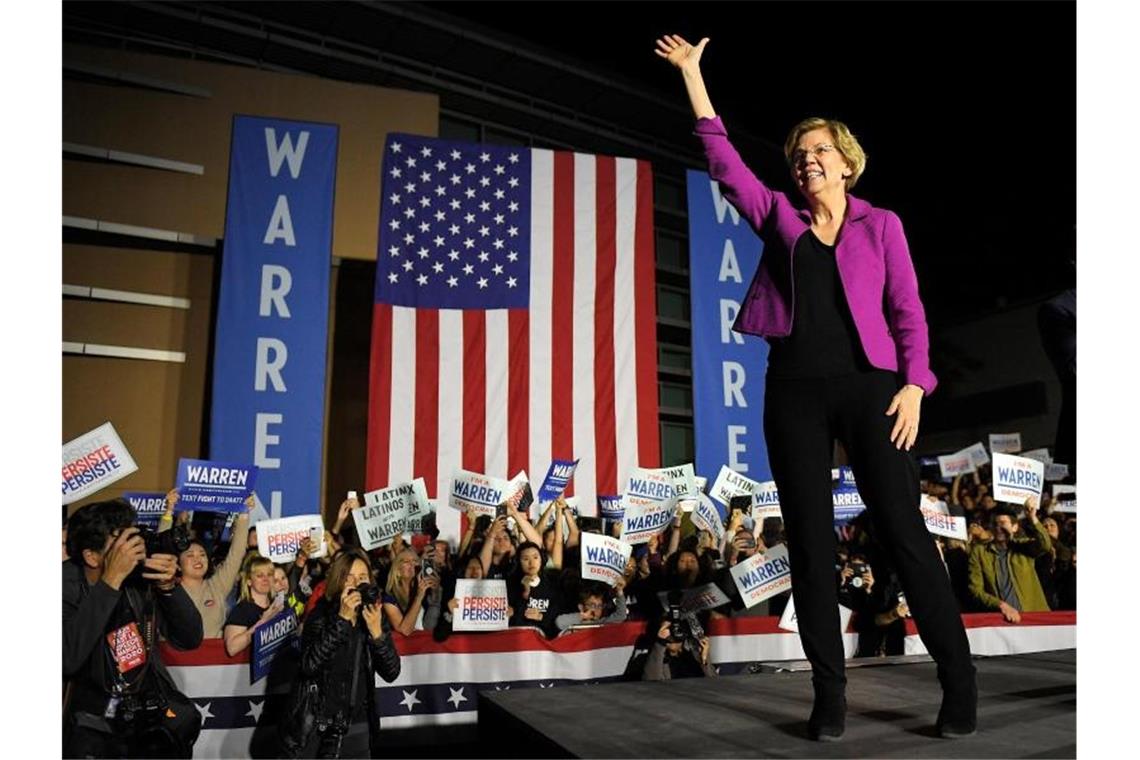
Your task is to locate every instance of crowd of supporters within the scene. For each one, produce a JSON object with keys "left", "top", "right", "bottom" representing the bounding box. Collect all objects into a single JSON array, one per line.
[{"left": 63, "top": 436, "right": 1075, "bottom": 756}]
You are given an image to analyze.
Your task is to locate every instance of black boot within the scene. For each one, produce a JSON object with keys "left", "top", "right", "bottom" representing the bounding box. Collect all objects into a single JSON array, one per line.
[
  {"left": 936, "top": 668, "right": 977, "bottom": 738},
  {"left": 807, "top": 680, "right": 846, "bottom": 742}
]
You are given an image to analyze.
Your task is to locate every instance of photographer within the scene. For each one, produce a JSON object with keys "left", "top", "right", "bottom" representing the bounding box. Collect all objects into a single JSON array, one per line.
[
  {"left": 281, "top": 549, "right": 401, "bottom": 758},
  {"left": 63, "top": 499, "right": 203, "bottom": 758},
  {"left": 639, "top": 614, "right": 717, "bottom": 681},
  {"left": 382, "top": 548, "right": 441, "bottom": 636}
]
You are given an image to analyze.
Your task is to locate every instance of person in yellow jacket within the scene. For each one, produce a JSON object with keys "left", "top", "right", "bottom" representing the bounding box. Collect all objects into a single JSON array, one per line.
[{"left": 968, "top": 496, "right": 1052, "bottom": 621}]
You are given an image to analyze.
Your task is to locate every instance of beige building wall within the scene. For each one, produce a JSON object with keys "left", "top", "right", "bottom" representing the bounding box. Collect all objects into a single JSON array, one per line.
[{"left": 63, "top": 44, "right": 438, "bottom": 517}]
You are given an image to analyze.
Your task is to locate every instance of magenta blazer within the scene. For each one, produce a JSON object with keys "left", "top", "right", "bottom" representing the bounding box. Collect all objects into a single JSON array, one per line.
[{"left": 695, "top": 116, "right": 938, "bottom": 395}]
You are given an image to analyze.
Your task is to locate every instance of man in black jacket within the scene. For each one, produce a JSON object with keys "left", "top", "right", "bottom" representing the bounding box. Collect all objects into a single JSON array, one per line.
[{"left": 63, "top": 499, "right": 204, "bottom": 758}]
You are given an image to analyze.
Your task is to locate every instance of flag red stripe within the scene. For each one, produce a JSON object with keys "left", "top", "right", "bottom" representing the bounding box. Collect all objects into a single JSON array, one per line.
[
  {"left": 550, "top": 151, "right": 575, "bottom": 463},
  {"left": 366, "top": 302, "right": 393, "bottom": 490},
  {"left": 463, "top": 310, "right": 486, "bottom": 472},
  {"left": 633, "top": 159, "right": 661, "bottom": 466},
  {"left": 507, "top": 308, "right": 530, "bottom": 478},
  {"left": 593, "top": 156, "right": 618, "bottom": 495},
  {"left": 413, "top": 309, "right": 439, "bottom": 494}
]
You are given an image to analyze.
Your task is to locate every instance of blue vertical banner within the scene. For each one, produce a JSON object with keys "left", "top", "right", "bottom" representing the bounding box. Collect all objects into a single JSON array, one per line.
[
  {"left": 686, "top": 170, "right": 771, "bottom": 484},
  {"left": 210, "top": 116, "right": 338, "bottom": 518}
]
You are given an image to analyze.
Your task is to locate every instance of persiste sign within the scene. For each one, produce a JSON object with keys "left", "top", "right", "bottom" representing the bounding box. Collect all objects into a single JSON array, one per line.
[
  {"left": 919, "top": 496, "right": 967, "bottom": 540},
  {"left": 453, "top": 580, "right": 510, "bottom": 631},
  {"left": 992, "top": 452, "right": 1045, "bottom": 505},
  {"left": 989, "top": 432, "right": 1022, "bottom": 454},
  {"left": 938, "top": 449, "right": 976, "bottom": 479},
  {"left": 256, "top": 514, "right": 327, "bottom": 563},
  {"left": 62, "top": 422, "right": 139, "bottom": 505}
]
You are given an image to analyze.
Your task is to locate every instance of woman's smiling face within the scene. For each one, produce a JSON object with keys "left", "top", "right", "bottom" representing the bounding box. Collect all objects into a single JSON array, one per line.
[{"left": 790, "top": 127, "right": 851, "bottom": 198}]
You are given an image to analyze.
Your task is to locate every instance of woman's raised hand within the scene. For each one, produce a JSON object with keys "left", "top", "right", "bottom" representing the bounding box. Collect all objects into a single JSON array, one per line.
[{"left": 654, "top": 34, "right": 709, "bottom": 72}]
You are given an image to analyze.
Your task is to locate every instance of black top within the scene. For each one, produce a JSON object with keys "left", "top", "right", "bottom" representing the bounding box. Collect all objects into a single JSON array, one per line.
[
  {"left": 766, "top": 230, "right": 871, "bottom": 378},
  {"left": 224, "top": 599, "right": 267, "bottom": 629}
]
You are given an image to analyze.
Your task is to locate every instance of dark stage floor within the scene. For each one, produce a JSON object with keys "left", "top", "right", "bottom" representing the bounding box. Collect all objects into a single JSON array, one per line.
[{"left": 477, "top": 649, "right": 1076, "bottom": 758}]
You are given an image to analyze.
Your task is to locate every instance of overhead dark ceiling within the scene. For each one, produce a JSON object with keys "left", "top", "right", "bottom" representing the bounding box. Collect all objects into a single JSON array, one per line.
[{"left": 63, "top": 1, "right": 1077, "bottom": 326}]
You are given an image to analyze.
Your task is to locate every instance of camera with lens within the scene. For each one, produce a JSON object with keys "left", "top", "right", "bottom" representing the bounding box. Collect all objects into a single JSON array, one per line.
[
  {"left": 421, "top": 554, "right": 436, "bottom": 580},
  {"left": 666, "top": 596, "right": 705, "bottom": 652},
  {"left": 355, "top": 582, "right": 382, "bottom": 607},
  {"left": 846, "top": 561, "right": 869, "bottom": 590},
  {"left": 138, "top": 523, "right": 192, "bottom": 558}
]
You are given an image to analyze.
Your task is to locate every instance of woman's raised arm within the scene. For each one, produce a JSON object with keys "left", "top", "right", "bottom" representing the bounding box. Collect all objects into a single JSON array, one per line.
[{"left": 654, "top": 34, "right": 715, "bottom": 120}]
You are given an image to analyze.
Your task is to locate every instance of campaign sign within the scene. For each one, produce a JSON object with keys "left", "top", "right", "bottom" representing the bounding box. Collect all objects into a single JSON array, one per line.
[
  {"left": 751, "top": 481, "right": 782, "bottom": 519},
  {"left": 963, "top": 442, "right": 991, "bottom": 468},
  {"left": 989, "top": 432, "right": 1022, "bottom": 454},
  {"left": 62, "top": 422, "right": 139, "bottom": 505},
  {"left": 832, "top": 487, "right": 867, "bottom": 526},
  {"left": 730, "top": 544, "right": 792, "bottom": 608},
  {"left": 621, "top": 468, "right": 678, "bottom": 545},
  {"left": 992, "top": 452, "right": 1045, "bottom": 506},
  {"left": 938, "top": 449, "right": 976, "bottom": 479},
  {"left": 656, "top": 582, "right": 732, "bottom": 616},
  {"left": 453, "top": 579, "right": 510, "bottom": 631},
  {"left": 250, "top": 608, "right": 298, "bottom": 683},
  {"left": 687, "top": 169, "right": 772, "bottom": 484},
  {"left": 123, "top": 492, "right": 167, "bottom": 528},
  {"left": 709, "top": 465, "right": 763, "bottom": 506},
  {"left": 919, "top": 496, "right": 966, "bottom": 540},
  {"left": 598, "top": 495, "right": 624, "bottom": 521},
  {"left": 691, "top": 493, "right": 726, "bottom": 543},
  {"left": 1051, "top": 484, "right": 1076, "bottom": 513},
  {"left": 537, "top": 459, "right": 579, "bottom": 503},
  {"left": 778, "top": 596, "right": 854, "bottom": 634},
  {"left": 354, "top": 479, "right": 428, "bottom": 550},
  {"left": 662, "top": 463, "right": 699, "bottom": 511},
  {"left": 209, "top": 117, "right": 337, "bottom": 519},
  {"left": 449, "top": 469, "right": 512, "bottom": 518},
  {"left": 257, "top": 514, "right": 327, "bottom": 563},
  {"left": 506, "top": 471, "right": 536, "bottom": 515},
  {"left": 1021, "top": 448, "right": 1052, "bottom": 464},
  {"left": 176, "top": 459, "right": 258, "bottom": 514},
  {"left": 1045, "top": 463, "right": 1070, "bottom": 481},
  {"left": 580, "top": 533, "right": 633, "bottom": 586}
]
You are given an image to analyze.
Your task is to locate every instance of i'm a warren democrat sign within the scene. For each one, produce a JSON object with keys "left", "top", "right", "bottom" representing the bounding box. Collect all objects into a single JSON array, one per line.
[
  {"left": 62, "top": 422, "right": 138, "bottom": 505},
  {"left": 580, "top": 533, "right": 632, "bottom": 586},
  {"left": 621, "top": 467, "right": 678, "bottom": 544},
  {"left": 992, "top": 452, "right": 1044, "bottom": 505},
  {"left": 730, "top": 544, "right": 792, "bottom": 608},
  {"left": 449, "top": 469, "right": 511, "bottom": 518},
  {"left": 209, "top": 116, "right": 338, "bottom": 520},
  {"left": 176, "top": 458, "right": 258, "bottom": 514}
]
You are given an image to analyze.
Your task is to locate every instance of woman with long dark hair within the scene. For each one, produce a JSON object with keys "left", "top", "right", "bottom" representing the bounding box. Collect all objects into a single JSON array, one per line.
[
  {"left": 656, "top": 34, "right": 976, "bottom": 740},
  {"left": 286, "top": 548, "right": 400, "bottom": 758}
]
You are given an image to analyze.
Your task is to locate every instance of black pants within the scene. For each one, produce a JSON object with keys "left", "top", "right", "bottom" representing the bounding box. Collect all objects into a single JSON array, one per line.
[{"left": 764, "top": 369, "right": 974, "bottom": 691}]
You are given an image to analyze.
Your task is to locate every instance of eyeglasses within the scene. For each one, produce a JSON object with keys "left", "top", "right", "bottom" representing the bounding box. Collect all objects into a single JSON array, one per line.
[
  {"left": 790, "top": 143, "right": 836, "bottom": 164},
  {"left": 582, "top": 601, "right": 605, "bottom": 610}
]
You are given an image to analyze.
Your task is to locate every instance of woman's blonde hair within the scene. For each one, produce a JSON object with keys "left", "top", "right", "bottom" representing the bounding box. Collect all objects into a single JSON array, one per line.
[
  {"left": 384, "top": 548, "right": 419, "bottom": 611},
  {"left": 240, "top": 555, "right": 274, "bottom": 603},
  {"left": 784, "top": 117, "right": 867, "bottom": 191}
]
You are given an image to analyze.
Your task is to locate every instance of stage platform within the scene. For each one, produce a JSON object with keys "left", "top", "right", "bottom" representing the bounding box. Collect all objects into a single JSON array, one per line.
[{"left": 478, "top": 649, "right": 1076, "bottom": 758}]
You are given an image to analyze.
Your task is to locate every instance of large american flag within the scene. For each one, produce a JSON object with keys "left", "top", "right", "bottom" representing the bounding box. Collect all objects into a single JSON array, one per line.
[{"left": 367, "top": 134, "right": 660, "bottom": 545}]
